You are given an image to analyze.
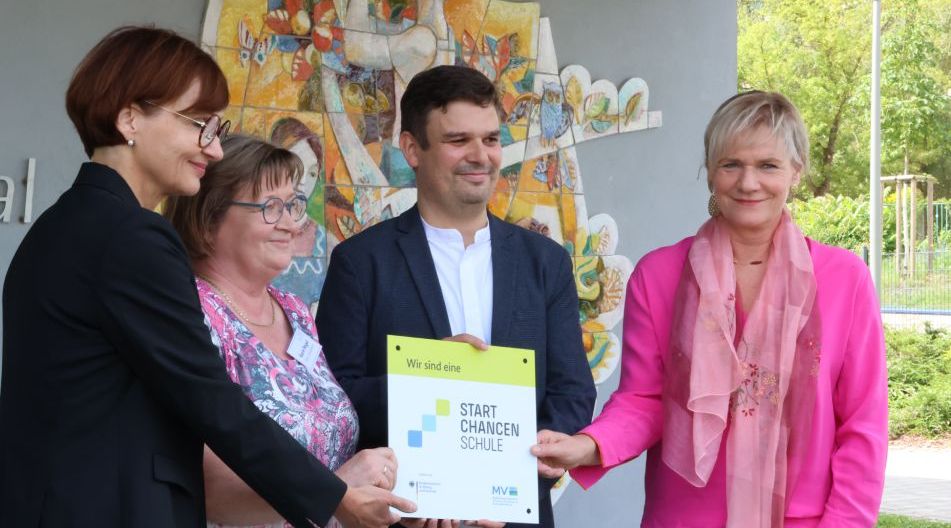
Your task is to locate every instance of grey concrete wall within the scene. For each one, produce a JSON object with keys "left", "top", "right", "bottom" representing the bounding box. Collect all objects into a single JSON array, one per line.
[
  {"left": 545, "top": 2, "right": 737, "bottom": 525},
  {"left": 0, "top": 0, "right": 207, "bottom": 338},
  {"left": 0, "top": 0, "right": 735, "bottom": 524}
]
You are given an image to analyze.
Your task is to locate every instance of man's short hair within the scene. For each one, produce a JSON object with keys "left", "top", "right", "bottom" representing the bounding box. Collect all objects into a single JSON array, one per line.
[{"left": 399, "top": 65, "right": 502, "bottom": 149}]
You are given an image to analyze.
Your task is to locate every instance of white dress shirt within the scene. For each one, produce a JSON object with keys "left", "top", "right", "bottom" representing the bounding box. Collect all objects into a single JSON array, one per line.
[{"left": 421, "top": 217, "right": 494, "bottom": 344}]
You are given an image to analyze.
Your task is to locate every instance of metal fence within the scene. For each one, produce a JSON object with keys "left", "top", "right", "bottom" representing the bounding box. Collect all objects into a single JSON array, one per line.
[
  {"left": 881, "top": 250, "right": 951, "bottom": 314},
  {"left": 888, "top": 201, "right": 951, "bottom": 239},
  {"left": 935, "top": 203, "right": 951, "bottom": 236},
  {"left": 879, "top": 201, "right": 951, "bottom": 315}
]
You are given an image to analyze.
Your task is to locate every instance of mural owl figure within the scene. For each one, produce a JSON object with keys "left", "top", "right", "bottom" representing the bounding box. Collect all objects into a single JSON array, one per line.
[
  {"left": 201, "top": 0, "right": 659, "bottom": 501},
  {"left": 538, "top": 81, "right": 572, "bottom": 149}
]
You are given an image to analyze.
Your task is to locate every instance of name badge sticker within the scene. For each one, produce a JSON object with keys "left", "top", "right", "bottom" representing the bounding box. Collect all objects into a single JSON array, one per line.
[{"left": 287, "top": 328, "right": 323, "bottom": 378}]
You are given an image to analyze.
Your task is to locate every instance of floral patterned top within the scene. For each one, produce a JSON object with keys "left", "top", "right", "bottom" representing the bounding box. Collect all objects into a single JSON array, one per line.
[{"left": 197, "top": 278, "right": 358, "bottom": 528}]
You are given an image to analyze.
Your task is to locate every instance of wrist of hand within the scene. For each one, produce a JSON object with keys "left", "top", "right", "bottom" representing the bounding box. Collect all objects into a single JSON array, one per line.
[{"left": 576, "top": 433, "right": 602, "bottom": 467}]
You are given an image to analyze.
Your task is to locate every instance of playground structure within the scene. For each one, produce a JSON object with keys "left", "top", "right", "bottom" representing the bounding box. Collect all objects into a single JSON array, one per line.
[{"left": 882, "top": 173, "right": 938, "bottom": 277}]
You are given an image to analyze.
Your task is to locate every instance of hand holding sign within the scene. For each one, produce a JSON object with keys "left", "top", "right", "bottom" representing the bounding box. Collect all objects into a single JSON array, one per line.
[
  {"left": 441, "top": 333, "right": 489, "bottom": 351},
  {"left": 530, "top": 430, "right": 602, "bottom": 476},
  {"left": 334, "top": 485, "right": 416, "bottom": 528},
  {"left": 336, "top": 447, "right": 399, "bottom": 491}
]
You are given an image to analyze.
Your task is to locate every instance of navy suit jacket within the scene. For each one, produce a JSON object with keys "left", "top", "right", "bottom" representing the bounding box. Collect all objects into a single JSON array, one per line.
[{"left": 317, "top": 206, "right": 596, "bottom": 527}]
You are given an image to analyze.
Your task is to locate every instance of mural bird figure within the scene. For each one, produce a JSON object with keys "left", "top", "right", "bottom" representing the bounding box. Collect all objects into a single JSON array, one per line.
[{"left": 539, "top": 81, "right": 573, "bottom": 148}]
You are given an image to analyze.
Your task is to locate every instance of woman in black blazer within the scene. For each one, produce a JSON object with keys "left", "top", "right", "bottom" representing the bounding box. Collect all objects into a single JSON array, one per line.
[{"left": 0, "top": 26, "right": 413, "bottom": 528}]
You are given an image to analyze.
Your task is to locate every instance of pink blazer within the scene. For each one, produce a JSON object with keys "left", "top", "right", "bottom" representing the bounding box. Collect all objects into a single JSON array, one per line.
[{"left": 571, "top": 237, "right": 888, "bottom": 527}]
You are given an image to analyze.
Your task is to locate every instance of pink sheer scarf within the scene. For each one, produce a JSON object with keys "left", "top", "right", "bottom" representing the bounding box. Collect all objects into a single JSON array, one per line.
[{"left": 661, "top": 210, "right": 821, "bottom": 527}]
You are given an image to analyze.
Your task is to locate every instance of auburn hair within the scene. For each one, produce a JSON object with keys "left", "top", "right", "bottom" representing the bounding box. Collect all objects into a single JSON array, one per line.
[{"left": 66, "top": 26, "right": 228, "bottom": 157}]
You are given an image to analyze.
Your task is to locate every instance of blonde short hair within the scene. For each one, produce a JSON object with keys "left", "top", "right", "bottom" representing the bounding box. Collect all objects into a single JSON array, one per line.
[{"left": 703, "top": 91, "right": 809, "bottom": 189}]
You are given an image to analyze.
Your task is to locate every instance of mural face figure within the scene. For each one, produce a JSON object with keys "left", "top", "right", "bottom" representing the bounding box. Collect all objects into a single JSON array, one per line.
[
  {"left": 270, "top": 118, "right": 322, "bottom": 200},
  {"left": 287, "top": 138, "right": 320, "bottom": 196},
  {"left": 401, "top": 101, "right": 502, "bottom": 218}
]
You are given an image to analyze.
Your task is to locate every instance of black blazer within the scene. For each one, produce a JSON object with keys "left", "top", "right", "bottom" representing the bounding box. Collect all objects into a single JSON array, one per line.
[
  {"left": 0, "top": 163, "right": 345, "bottom": 527},
  {"left": 316, "top": 206, "right": 596, "bottom": 528}
]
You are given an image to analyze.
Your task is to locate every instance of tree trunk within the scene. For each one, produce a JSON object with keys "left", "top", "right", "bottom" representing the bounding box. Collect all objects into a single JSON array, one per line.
[
  {"left": 811, "top": 101, "right": 846, "bottom": 197},
  {"left": 808, "top": 56, "right": 864, "bottom": 197}
]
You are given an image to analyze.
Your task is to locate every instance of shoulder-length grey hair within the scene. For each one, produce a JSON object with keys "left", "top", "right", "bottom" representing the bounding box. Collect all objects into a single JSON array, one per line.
[{"left": 703, "top": 91, "right": 809, "bottom": 190}]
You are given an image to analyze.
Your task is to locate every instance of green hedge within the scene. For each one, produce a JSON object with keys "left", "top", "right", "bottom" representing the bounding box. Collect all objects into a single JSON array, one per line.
[{"left": 886, "top": 325, "right": 951, "bottom": 439}]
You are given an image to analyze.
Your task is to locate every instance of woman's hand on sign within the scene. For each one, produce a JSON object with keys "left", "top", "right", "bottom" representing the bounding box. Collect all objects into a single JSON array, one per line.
[
  {"left": 531, "top": 430, "right": 601, "bottom": 476},
  {"left": 336, "top": 447, "right": 398, "bottom": 490}
]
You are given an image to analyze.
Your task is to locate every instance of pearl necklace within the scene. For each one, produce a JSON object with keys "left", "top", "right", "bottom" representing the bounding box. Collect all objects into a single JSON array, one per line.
[{"left": 196, "top": 274, "right": 276, "bottom": 327}]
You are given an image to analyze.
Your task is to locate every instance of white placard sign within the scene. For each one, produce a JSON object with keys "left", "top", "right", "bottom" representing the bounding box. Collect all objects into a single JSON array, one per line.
[{"left": 387, "top": 335, "right": 538, "bottom": 524}]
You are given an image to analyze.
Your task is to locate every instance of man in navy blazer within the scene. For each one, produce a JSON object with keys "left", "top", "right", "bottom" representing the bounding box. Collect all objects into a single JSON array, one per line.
[{"left": 316, "top": 65, "right": 596, "bottom": 528}]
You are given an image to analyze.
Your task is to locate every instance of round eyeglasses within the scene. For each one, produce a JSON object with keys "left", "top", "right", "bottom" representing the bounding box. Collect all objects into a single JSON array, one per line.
[
  {"left": 143, "top": 100, "right": 231, "bottom": 148},
  {"left": 230, "top": 194, "right": 308, "bottom": 224}
]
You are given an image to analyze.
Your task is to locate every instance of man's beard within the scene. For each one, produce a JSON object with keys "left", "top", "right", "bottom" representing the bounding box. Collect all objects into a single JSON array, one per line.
[{"left": 454, "top": 164, "right": 498, "bottom": 205}]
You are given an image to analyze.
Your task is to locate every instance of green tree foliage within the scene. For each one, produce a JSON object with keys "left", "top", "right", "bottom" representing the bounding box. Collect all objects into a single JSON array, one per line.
[
  {"left": 792, "top": 195, "right": 870, "bottom": 250},
  {"left": 739, "top": 0, "right": 870, "bottom": 196},
  {"left": 791, "top": 193, "right": 896, "bottom": 251},
  {"left": 738, "top": 0, "right": 951, "bottom": 197},
  {"left": 880, "top": 0, "right": 951, "bottom": 182}
]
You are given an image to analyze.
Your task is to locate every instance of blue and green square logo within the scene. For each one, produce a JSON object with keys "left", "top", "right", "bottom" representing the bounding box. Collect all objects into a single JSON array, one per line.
[{"left": 408, "top": 399, "right": 450, "bottom": 448}]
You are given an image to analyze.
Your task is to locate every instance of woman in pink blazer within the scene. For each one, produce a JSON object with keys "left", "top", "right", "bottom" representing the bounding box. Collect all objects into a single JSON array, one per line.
[{"left": 532, "top": 92, "right": 887, "bottom": 527}]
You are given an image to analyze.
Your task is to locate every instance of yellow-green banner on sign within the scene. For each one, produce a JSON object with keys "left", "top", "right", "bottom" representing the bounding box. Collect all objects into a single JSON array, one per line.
[{"left": 387, "top": 335, "right": 535, "bottom": 388}]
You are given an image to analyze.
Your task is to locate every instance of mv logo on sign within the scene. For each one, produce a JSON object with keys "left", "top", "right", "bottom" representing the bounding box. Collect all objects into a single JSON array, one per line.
[
  {"left": 490, "top": 483, "right": 525, "bottom": 512},
  {"left": 491, "top": 486, "right": 518, "bottom": 497}
]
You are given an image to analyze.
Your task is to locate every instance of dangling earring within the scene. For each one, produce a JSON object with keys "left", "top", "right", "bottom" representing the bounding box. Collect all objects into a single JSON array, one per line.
[
  {"left": 127, "top": 139, "right": 135, "bottom": 147},
  {"left": 707, "top": 193, "right": 720, "bottom": 217}
]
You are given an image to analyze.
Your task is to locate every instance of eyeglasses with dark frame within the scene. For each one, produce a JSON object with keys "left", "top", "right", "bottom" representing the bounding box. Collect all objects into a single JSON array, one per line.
[
  {"left": 230, "top": 194, "right": 309, "bottom": 224},
  {"left": 143, "top": 100, "right": 231, "bottom": 148}
]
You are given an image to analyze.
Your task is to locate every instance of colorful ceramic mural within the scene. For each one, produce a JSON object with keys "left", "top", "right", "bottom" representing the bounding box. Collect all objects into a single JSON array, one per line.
[{"left": 201, "top": 0, "right": 662, "bottom": 501}]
